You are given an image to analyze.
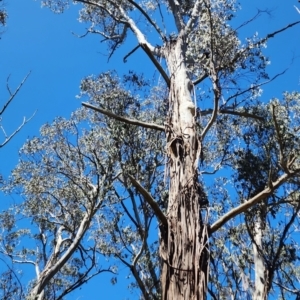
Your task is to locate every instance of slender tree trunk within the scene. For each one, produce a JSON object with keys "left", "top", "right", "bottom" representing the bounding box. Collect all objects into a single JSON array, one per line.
[
  {"left": 159, "top": 37, "right": 209, "bottom": 300},
  {"left": 253, "top": 208, "right": 268, "bottom": 300}
]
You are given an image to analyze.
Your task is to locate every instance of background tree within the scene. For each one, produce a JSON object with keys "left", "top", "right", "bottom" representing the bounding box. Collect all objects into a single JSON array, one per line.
[{"left": 1, "top": 0, "right": 300, "bottom": 300}]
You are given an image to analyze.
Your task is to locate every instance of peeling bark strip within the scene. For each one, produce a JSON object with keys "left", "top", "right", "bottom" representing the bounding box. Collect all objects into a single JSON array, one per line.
[{"left": 159, "top": 38, "right": 209, "bottom": 300}]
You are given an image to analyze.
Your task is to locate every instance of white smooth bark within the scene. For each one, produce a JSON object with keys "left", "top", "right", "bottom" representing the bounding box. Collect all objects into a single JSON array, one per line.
[{"left": 253, "top": 216, "right": 267, "bottom": 300}]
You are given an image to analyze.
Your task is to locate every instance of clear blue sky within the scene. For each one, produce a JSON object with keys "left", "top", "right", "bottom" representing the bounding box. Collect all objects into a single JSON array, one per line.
[{"left": 0, "top": 0, "right": 299, "bottom": 299}]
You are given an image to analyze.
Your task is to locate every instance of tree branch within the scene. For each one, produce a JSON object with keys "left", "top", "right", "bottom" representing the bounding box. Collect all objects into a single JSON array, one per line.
[
  {"left": 123, "top": 45, "right": 140, "bottom": 62},
  {"left": 224, "top": 69, "right": 288, "bottom": 105},
  {"left": 271, "top": 104, "right": 289, "bottom": 173},
  {"left": 166, "top": 0, "right": 184, "bottom": 31},
  {"left": 0, "top": 111, "right": 36, "bottom": 148},
  {"left": 138, "top": 43, "right": 170, "bottom": 87},
  {"left": 184, "top": 0, "right": 203, "bottom": 35},
  {"left": 82, "top": 102, "right": 165, "bottom": 131},
  {"left": 209, "top": 172, "right": 293, "bottom": 234},
  {"left": 29, "top": 211, "right": 93, "bottom": 297},
  {"left": 295, "top": 6, "right": 300, "bottom": 14},
  {"left": 193, "top": 74, "right": 208, "bottom": 86},
  {"left": 127, "top": 0, "right": 166, "bottom": 41},
  {"left": 76, "top": 0, "right": 169, "bottom": 85},
  {"left": 75, "top": 0, "right": 128, "bottom": 24},
  {"left": 200, "top": 3, "right": 221, "bottom": 140},
  {"left": 127, "top": 174, "right": 168, "bottom": 228},
  {"left": 200, "top": 108, "right": 264, "bottom": 121},
  {"left": 0, "top": 72, "right": 31, "bottom": 116},
  {"left": 230, "top": 21, "right": 300, "bottom": 70},
  {"left": 263, "top": 20, "right": 300, "bottom": 41}
]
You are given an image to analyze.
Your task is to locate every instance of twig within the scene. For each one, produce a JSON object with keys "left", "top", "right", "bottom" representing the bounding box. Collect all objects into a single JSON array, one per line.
[
  {"left": 123, "top": 45, "right": 140, "bottom": 63},
  {"left": 0, "top": 111, "right": 36, "bottom": 148},
  {"left": 1, "top": 72, "right": 31, "bottom": 116}
]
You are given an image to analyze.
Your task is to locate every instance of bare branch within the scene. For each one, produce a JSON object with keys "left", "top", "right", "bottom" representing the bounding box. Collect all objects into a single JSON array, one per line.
[
  {"left": 263, "top": 20, "right": 300, "bottom": 41},
  {"left": 224, "top": 69, "right": 288, "bottom": 104},
  {"left": 201, "top": 74, "right": 221, "bottom": 140},
  {"left": 200, "top": 108, "right": 264, "bottom": 121},
  {"left": 75, "top": 0, "right": 128, "bottom": 24},
  {"left": 123, "top": 45, "right": 140, "bottom": 63},
  {"left": 166, "top": 0, "right": 184, "bottom": 31},
  {"left": 139, "top": 43, "right": 170, "bottom": 86},
  {"left": 200, "top": 3, "right": 222, "bottom": 140},
  {"left": 193, "top": 74, "right": 208, "bottom": 86},
  {"left": 0, "top": 72, "right": 31, "bottom": 116},
  {"left": 122, "top": 44, "right": 169, "bottom": 87},
  {"left": 209, "top": 172, "right": 294, "bottom": 234},
  {"left": 76, "top": 0, "right": 169, "bottom": 85},
  {"left": 127, "top": 0, "right": 166, "bottom": 41},
  {"left": 82, "top": 102, "right": 165, "bottom": 131},
  {"left": 127, "top": 174, "right": 168, "bottom": 228},
  {"left": 230, "top": 21, "right": 300, "bottom": 69},
  {"left": 0, "top": 111, "right": 36, "bottom": 148},
  {"left": 295, "top": 6, "right": 300, "bottom": 14},
  {"left": 234, "top": 9, "right": 266, "bottom": 31}
]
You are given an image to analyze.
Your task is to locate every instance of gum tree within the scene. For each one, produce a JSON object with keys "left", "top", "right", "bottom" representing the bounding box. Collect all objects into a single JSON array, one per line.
[{"left": 1, "top": 0, "right": 300, "bottom": 299}]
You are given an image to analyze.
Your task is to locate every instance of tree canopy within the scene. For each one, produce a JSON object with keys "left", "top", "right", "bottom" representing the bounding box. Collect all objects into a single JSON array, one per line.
[{"left": 1, "top": 0, "right": 300, "bottom": 299}]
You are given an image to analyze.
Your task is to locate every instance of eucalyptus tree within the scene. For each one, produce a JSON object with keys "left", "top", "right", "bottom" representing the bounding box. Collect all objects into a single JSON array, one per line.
[
  {"left": 2, "top": 0, "right": 300, "bottom": 299},
  {"left": 43, "top": 0, "right": 300, "bottom": 298},
  {"left": 1, "top": 73, "right": 166, "bottom": 300}
]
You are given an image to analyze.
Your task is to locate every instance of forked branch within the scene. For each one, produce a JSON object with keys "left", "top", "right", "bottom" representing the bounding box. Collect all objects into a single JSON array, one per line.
[
  {"left": 0, "top": 112, "right": 36, "bottom": 148},
  {"left": 1, "top": 72, "right": 30, "bottom": 116}
]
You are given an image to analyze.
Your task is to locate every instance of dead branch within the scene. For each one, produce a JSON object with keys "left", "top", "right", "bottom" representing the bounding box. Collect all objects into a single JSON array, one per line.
[
  {"left": 123, "top": 45, "right": 140, "bottom": 62},
  {"left": 0, "top": 111, "right": 36, "bottom": 148},
  {"left": 82, "top": 102, "right": 165, "bottom": 131},
  {"left": 1, "top": 72, "right": 31, "bottom": 116}
]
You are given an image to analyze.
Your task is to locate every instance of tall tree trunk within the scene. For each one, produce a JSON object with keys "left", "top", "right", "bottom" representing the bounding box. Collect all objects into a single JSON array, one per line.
[
  {"left": 253, "top": 207, "right": 268, "bottom": 300},
  {"left": 159, "top": 37, "right": 209, "bottom": 300}
]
